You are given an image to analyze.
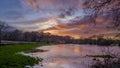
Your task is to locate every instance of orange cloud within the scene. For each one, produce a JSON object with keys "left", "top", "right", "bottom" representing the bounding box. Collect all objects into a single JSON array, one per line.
[
  {"left": 20, "top": 0, "right": 119, "bottom": 39},
  {"left": 43, "top": 17, "right": 119, "bottom": 39},
  {"left": 21, "top": 0, "right": 39, "bottom": 9},
  {"left": 21, "top": 0, "right": 83, "bottom": 11}
]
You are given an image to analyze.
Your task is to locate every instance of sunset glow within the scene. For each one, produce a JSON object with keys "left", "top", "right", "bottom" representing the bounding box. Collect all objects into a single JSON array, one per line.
[
  {"left": 0, "top": 0, "right": 119, "bottom": 39},
  {"left": 0, "top": 0, "right": 120, "bottom": 68}
]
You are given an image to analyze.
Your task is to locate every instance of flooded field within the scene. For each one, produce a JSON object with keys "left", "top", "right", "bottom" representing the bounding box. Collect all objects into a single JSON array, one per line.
[{"left": 22, "top": 44, "right": 120, "bottom": 68}]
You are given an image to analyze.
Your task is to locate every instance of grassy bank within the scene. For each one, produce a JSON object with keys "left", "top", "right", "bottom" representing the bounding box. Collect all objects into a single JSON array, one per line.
[{"left": 0, "top": 43, "right": 48, "bottom": 68}]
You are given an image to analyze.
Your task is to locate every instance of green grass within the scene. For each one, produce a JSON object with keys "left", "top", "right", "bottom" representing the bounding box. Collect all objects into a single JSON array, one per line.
[{"left": 0, "top": 43, "right": 48, "bottom": 68}]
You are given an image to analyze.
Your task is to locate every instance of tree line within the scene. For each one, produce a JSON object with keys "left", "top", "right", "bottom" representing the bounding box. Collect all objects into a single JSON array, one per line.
[
  {"left": 1, "top": 29, "right": 75, "bottom": 44},
  {"left": 0, "top": 21, "right": 119, "bottom": 46},
  {"left": 1, "top": 29, "right": 119, "bottom": 46}
]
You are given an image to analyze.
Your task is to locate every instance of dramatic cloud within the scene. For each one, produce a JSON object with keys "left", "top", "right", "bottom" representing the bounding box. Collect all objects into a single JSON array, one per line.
[
  {"left": 42, "top": 15, "right": 119, "bottom": 38},
  {"left": 0, "top": 0, "right": 119, "bottom": 38}
]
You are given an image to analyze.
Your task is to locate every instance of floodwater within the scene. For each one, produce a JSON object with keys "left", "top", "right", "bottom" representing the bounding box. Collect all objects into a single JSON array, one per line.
[{"left": 22, "top": 44, "right": 120, "bottom": 68}]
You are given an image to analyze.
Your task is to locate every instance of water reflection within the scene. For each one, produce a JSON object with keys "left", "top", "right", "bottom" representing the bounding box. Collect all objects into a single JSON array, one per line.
[{"left": 22, "top": 44, "right": 120, "bottom": 68}]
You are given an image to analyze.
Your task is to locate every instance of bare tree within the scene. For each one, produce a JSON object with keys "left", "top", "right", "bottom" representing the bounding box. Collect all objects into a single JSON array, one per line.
[
  {"left": 0, "top": 21, "right": 7, "bottom": 44},
  {"left": 83, "top": 0, "right": 120, "bottom": 29},
  {"left": 91, "top": 46, "right": 120, "bottom": 68}
]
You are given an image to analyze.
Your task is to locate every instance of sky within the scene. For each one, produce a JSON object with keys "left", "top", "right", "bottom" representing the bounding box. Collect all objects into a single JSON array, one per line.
[{"left": 0, "top": 0, "right": 119, "bottom": 39}]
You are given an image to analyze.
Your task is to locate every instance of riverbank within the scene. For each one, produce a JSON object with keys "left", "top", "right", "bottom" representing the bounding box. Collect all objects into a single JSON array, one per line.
[{"left": 0, "top": 43, "right": 49, "bottom": 68}]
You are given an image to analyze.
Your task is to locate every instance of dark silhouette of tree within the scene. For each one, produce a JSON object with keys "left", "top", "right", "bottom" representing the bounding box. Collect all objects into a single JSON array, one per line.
[
  {"left": 1, "top": 28, "right": 120, "bottom": 45},
  {"left": 83, "top": 0, "right": 120, "bottom": 28},
  {"left": 0, "top": 21, "right": 8, "bottom": 44}
]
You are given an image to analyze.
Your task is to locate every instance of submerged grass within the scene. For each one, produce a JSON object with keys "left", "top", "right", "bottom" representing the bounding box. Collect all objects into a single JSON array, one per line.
[
  {"left": 87, "top": 55, "right": 114, "bottom": 58},
  {"left": 0, "top": 43, "right": 48, "bottom": 68}
]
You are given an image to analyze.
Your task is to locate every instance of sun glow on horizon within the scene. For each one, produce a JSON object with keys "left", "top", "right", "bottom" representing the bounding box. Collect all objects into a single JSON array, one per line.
[{"left": 35, "top": 19, "right": 58, "bottom": 30}]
